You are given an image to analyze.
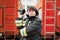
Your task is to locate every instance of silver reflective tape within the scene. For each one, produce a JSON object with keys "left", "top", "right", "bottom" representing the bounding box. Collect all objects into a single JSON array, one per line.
[{"left": 0, "top": 33, "right": 2, "bottom": 36}]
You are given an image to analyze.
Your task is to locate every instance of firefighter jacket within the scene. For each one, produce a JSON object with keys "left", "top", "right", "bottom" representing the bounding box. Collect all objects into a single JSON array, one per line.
[
  {"left": 20, "top": 16, "right": 42, "bottom": 40},
  {"left": 15, "top": 18, "right": 26, "bottom": 29}
]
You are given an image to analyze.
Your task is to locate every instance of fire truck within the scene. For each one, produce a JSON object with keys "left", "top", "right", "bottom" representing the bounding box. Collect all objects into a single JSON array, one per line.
[{"left": 0, "top": 0, "right": 60, "bottom": 40}]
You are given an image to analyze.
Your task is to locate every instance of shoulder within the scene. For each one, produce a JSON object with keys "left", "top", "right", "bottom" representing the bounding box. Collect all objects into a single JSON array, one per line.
[{"left": 35, "top": 17, "right": 42, "bottom": 22}]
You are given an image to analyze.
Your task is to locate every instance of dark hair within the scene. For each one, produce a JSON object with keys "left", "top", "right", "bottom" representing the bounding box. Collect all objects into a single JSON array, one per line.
[
  {"left": 27, "top": 6, "right": 39, "bottom": 16},
  {"left": 18, "top": 9, "right": 25, "bottom": 15}
]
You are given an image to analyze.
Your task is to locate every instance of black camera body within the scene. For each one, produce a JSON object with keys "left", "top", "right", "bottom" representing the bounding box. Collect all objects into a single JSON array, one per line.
[{"left": 18, "top": 9, "right": 25, "bottom": 15}]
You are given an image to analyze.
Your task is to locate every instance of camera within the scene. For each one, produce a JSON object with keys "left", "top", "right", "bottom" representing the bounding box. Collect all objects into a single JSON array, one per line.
[{"left": 18, "top": 9, "right": 25, "bottom": 15}]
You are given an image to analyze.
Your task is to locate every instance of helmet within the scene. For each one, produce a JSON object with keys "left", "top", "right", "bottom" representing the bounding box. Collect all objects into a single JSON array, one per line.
[{"left": 27, "top": 6, "right": 39, "bottom": 16}]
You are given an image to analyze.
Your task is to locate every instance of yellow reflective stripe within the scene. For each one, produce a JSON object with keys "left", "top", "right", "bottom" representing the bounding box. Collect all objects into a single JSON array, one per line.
[
  {"left": 23, "top": 27, "right": 27, "bottom": 36},
  {"left": 16, "top": 24, "right": 23, "bottom": 26},
  {"left": 23, "top": 24, "right": 25, "bottom": 26},
  {"left": 23, "top": 21, "right": 26, "bottom": 26},
  {"left": 20, "top": 29, "right": 24, "bottom": 36},
  {"left": 20, "top": 27, "right": 27, "bottom": 37},
  {"left": 15, "top": 20, "right": 22, "bottom": 23}
]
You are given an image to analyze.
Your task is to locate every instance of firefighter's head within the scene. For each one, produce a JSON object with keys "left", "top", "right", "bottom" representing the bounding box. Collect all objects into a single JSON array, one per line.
[{"left": 27, "top": 6, "right": 39, "bottom": 17}]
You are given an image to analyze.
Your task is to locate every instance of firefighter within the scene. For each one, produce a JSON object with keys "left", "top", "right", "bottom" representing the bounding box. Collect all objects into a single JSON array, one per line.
[
  {"left": 15, "top": 9, "right": 26, "bottom": 40},
  {"left": 20, "top": 6, "right": 42, "bottom": 40}
]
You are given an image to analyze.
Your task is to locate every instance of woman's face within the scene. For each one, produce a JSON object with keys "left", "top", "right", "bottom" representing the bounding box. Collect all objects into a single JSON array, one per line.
[{"left": 28, "top": 10, "right": 36, "bottom": 17}]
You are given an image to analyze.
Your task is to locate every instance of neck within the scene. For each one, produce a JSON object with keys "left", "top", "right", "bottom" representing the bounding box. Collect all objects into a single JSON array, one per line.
[{"left": 29, "top": 16, "right": 36, "bottom": 20}]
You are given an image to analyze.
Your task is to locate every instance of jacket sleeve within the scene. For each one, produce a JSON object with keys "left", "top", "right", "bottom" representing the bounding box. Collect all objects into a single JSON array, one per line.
[{"left": 15, "top": 18, "right": 26, "bottom": 29}]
